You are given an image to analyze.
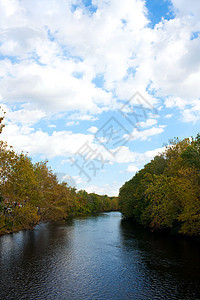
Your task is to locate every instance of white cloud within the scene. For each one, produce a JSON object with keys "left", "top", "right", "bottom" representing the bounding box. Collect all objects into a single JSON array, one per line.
[
  {"left": 126, "top": 165, "right": 139, "bottom": 173},
  {"left": 68, "top": 113, "right": 98, "bottom": 121},
  {"left": 0, "top": 0, "right": 149, "bottom": 115},
  {"left": 165, "top": 97, "right": 200, "bottom": 123},
  {"left": 1, "top": 119, "right": 165, "bottom": 167},
  {"left": 87, "top": 126, "right": 98, "bottom": 134},
  {"left": 137, "top": 118, "right": 157, "bottom": 128},
  {"left": 138, "top": 147, "right": 165, "bottom": 163},
  {"left": 72, "top": 175, "right": 82, "bottom": 185},
  {"left": 85, "top": 184, "right": 119, "bottom": 197},
  {"left": 165, "top": 97, "right": 187, "bottom": 110},
  {"left": 1, "top": 0, "right": 200, "bottom": 195},
  {"left": 102, "top": 145, "right": 165, "bottom": 165},
  {"left": 181, "top": 100, "right": 200, "bottom": 123},
  {"left": 110, "top": 146, "right": 137, "bottom": 164},
  {"left": 171, "top": 0, "right": 200, "bottom": 19},
  {"left": 66, "top": 121, "right": 79, "bottom": 127},
  {"left": 6, "top": 108, "right": 46, "bottom": 125},
  {"left": 1, "top": 123, "right": 94, "bottom": 158},
  {"left": 164, "top": 113, "right": 173, "bottom": 119},
  {"left": 0, "top": 0, "right": 199, "bottom": 123},
  {"left": 128, "top": 125, "right": 166, "bottom": 141},
  {"left": 148, "top": 17, "right": 200, "bottom": 112}
]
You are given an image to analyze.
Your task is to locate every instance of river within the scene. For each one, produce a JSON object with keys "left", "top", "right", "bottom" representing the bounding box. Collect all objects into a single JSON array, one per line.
[{"left": 0, "top": 212, "right": 200, "bottom": 299}]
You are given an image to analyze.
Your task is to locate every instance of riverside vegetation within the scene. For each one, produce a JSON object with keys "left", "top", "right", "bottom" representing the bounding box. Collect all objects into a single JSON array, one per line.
[
  {"left": 119, "top": 134, "right": 200, "bottom": 236},
  {"left": 1, "top": 106, "right": 200, "bottom": 237},
  {"left": 0, "top": 108, "right": 118, "bottom": 235}
]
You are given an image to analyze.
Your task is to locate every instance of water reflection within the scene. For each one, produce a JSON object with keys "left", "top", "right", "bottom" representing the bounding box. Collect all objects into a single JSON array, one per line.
[
  {"left": 0, "top": 212, "right": 200, "bottom": 299},
  {"left": 120, "top": 218, "right": 200, "bottom": 299}
]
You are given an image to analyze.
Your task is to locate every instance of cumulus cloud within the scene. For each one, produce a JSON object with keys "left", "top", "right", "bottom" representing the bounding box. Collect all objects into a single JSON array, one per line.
[
  {"left": 0, "top": 0, "right": 149, "bottom": 114},
  {"left": 171, "top": 0, "right": 200, "bottom": 18},
  {"left": 127, "top": 125, "right": 166, "bottom": 141},
  {"left": 1, "top": 119, "right": 165, "bottom": 167},
  {"left": 5, "top": 107, "right": 46, "bottom": 125},
  {"left": 164, "top": 113, "right": 173, "bottom": 119},
  {"left": 66, "top": 121, "right": 79, "bottom": 127},
  {"left": 1, "top": 123, "right": 94, "bottom": 158},
  {"left": 68, "top": 113, "right": 98, "bottom": 121},
  {"left": 165, "top": 96, "right": 200, "bottom": 123},
  {"left": 1, "top": 0, "right": 200, "bottom": 194},
  {"left": 85, "top": 184, "right": 119, "bottom": 197},
  {"left": 126, "top": 165, "right": 139, "bottom": 173},
  {"left": 137, "top": 118, "right": 157, "bottom": 128},
  {"left": 87, "top": 126, "right": 98, "bottom": 134},
  {"left": 0, "top": 0, "right": 199, "bottom": 121},
  {"left": 181, "top": 100, "right": 200, "bottom": 123}
]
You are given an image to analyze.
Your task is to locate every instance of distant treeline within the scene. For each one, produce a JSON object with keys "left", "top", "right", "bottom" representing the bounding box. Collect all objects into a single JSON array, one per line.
[
  {"left": 119, "top": 134, "right": 200, "bottom": 236},
  {"left": 0, "top": 109, "right": 118, "bottom": 235}
]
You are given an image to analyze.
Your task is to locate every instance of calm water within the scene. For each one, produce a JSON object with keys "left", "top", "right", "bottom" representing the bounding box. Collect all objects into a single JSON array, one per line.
[{"left": 0, "top": 212, "right": 200, "bottom": 299}]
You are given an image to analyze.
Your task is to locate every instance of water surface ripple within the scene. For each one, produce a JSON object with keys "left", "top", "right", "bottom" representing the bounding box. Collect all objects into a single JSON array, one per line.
[{"left": 0, "top": 212, "right": 200, "bottom": 299}]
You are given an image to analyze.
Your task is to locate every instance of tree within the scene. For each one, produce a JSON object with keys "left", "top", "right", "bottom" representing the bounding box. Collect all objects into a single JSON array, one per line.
[
  {"left": 0, "top": 106, "right": 5, "bottom": 134},
  {"left": 2, "top": 153, "right": 38, "bottom": 203},
  {"left": 119, "top": 134, "right": 200, "bottom": 236},
  {"left": 0, "top": 110, "right": 119, "bottom": 233}
]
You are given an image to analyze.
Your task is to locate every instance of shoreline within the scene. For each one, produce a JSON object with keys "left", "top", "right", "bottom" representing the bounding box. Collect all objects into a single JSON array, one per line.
[{"left": 0, "top": 210, "right": 120, "bottom": 236}]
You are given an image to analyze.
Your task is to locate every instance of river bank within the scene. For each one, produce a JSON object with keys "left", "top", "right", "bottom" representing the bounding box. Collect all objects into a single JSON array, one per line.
[{"left": 0, "top": 208, "right": 119, "bottom": 236}]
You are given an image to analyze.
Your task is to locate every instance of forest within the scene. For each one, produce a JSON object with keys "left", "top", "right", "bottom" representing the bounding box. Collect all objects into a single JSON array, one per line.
[
  {"left": 119, "top": 134, "right": 200, "bottom": 236},
  {"left": 0, "top": 108, "right": 118, "bottom": 235}
]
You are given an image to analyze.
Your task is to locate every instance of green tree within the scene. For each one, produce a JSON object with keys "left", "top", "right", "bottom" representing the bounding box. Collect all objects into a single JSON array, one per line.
[{"left": 119, "top": 134, "right": 200, "bottom": 236}]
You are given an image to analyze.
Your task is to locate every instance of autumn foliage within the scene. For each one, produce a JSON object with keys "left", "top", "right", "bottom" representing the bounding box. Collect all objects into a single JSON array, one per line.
[
  {"left": 0, "top": 113, "right": 118, "bottom": 234},
  {"left": 119, "top": 135, "right": 200, "bottom": 236}
]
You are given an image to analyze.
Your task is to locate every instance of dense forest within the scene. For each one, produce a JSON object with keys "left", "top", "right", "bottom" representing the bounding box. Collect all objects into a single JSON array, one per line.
[
  {"left": 0, "top": 108, "right": 118, "bottom": 235},
  {"left": 119, "top": 134, "right": 200, "bottom": 236}
]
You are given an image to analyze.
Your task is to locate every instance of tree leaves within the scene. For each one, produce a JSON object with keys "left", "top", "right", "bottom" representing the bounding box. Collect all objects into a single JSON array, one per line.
[
  {"left": 119, "top": 134, "right": 200, "bottom": 236},
  {"left": 0, "top": 132, "right": 118, "bottom": 233},
  {"left": 0, "top": 106, "right": 5, "bottom": 134}
]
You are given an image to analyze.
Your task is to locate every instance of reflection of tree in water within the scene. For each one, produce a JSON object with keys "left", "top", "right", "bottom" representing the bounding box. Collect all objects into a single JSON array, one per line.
[
  {"left": 119, "top": 218, "right": 200, "bottom": 299},
  {"left": 0, "top": 220, "right": 75, "bottom": 299},
  {"left": 1, "top": 214, "right": 200, "bottom": 300}
]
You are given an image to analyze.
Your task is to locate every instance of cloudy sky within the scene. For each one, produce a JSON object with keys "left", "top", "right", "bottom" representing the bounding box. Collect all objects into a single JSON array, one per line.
[{"left": 0, "top": 0, "right": 200, "bottom": 196}]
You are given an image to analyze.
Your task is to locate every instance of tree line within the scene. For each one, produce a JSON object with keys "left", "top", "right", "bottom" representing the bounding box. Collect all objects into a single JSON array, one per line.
[
  {"left": 119, "top": 134, "right": 200, "bottom": 236},
  {"left": 0, "top": 108, "right": 118, "bottom": 235}
]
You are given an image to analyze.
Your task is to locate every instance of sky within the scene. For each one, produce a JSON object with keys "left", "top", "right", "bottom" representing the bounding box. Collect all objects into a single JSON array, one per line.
[{"left": 0, "top": 0, "right": 200, "bottom": 196}]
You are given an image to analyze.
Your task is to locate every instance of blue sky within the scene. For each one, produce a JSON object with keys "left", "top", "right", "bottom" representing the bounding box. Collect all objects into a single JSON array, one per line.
[{"left": 0, "top": 0, "right": 200, "bottom": 195}]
